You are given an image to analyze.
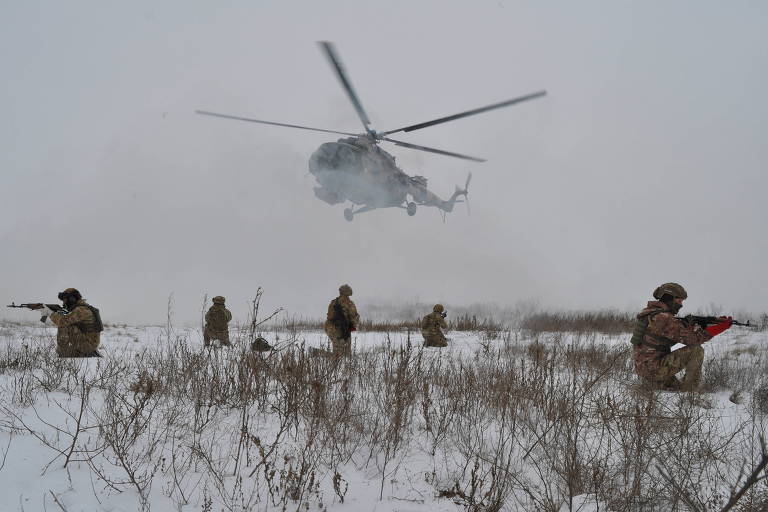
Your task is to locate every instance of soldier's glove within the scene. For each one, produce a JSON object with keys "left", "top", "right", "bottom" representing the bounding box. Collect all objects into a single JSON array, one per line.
[
  {"left": 38, "top": 305, "right": 55, "bottom": 322},
  {"left": 705, "top": 316, "right": 733, "bottom": 337}
]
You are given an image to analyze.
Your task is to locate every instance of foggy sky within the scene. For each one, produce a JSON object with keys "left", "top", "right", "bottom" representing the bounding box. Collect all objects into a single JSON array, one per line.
[{"left": 2, "top": 1, "right": 766, "bottom": 325}]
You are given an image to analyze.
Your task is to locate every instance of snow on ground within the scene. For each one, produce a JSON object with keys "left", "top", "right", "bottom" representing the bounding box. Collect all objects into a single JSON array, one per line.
[{"left": 1, "top": 321, "right": 767, "bottom": 511}]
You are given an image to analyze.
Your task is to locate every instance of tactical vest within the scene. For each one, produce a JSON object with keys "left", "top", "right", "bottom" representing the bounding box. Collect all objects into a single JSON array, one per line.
[
  {"left": 631, "top": 309, "right": 668, "bottom": 346},
  {"left": 630, "top": 310, "right": 674, "bottom": 351},
  {"left": 77, "top": 304, "right": 104, "bottom": 333}
]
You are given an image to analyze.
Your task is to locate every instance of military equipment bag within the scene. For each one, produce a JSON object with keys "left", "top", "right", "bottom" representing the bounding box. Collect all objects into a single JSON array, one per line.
[
  {"left": 332, "top": 299, "right": 352, "bottom": 338},
  {"left": 629, "top": 310, "right": 664, "bottom": 346},
  {"left": 77, "top": 304, "right": 104, "bottom": 333}
]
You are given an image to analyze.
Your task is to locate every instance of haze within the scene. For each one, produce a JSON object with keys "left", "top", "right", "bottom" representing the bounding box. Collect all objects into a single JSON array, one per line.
[{"left": 2, "top": 1, "right": 766, "bottom": 325}]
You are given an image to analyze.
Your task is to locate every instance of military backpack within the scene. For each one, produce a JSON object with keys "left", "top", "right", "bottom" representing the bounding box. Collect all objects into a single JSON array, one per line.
[{"left": 332, "top": 299, "right": 352, "bottom": 338}]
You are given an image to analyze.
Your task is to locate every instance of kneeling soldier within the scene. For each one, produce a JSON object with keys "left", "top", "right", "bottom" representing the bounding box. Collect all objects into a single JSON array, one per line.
[
  {"left": 633, "top": 282, "right": 732, "bottom": 391},
  {"left": 422, "top": 304, "right": 448, "bottom": 348},
  {"left": 39, "top": 288, "right": 103, "bottom": 357}
]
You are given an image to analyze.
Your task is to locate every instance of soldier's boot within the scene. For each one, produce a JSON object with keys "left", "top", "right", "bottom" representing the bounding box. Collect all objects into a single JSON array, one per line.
[{"left": 680, "top": 346, "right": 704, "bottom": 392}]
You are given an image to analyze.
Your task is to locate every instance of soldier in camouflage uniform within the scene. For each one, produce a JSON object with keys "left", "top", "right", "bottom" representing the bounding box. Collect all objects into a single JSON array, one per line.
[
  {"left": 38, "top": 288, "right": 103, "bottom": 357},
  {"left": 323, "top": 284, "right": 360, "bottom": 356},
  {"left": 422, "top": 304, "right": 448, "bottom": 347},
  {"left": 204, "top": 296, "right": 232, "bottom": 347},
  {"left": 633, "top": 283, "right": 732, "bottom": 391}
]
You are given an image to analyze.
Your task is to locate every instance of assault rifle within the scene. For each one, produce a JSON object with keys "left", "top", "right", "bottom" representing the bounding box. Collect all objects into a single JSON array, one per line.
[
  {"left": 7, "top": 302, "right": 65, "bottom": 322},
  {"left": 678, "top": 315, "right": 753, "bottom": 329}
]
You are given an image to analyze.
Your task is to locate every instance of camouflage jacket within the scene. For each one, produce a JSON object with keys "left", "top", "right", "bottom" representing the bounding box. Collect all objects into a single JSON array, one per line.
[
  {"left": 324, "top": 296, "right": 359, "bottom": 339},
  {"left": 633, "top": 301, "right": 712, "bottom": 377},
  {"left": 204, "top": 304, "right": 232, "bottom": 334},
  {"left": 49, "top": 299, "right": 101, "bottom": 356},
  {"left": 421, "top": 312, "right": 447, "bottom": 338}
]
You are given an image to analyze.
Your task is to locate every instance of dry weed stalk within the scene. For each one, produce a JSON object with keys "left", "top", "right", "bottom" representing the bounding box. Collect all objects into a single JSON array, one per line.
[{"left": 1, "top": 313, "right": 768, "bottom": 510}]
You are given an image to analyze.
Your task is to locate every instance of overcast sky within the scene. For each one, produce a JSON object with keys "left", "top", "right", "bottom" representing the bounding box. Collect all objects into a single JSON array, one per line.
[{"left": 1, "top": 1, "right": 766, "bottom": 325}]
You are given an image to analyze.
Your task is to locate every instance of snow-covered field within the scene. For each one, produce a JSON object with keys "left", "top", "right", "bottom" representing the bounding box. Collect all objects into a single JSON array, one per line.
[{"left": 1, "top": 321, "right": 767, "bottom": 511}]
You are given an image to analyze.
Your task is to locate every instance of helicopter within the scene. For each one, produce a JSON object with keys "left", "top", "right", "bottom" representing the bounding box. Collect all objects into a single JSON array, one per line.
[{"left": 197, "top": 41, "right": 545, "bottom": 221}]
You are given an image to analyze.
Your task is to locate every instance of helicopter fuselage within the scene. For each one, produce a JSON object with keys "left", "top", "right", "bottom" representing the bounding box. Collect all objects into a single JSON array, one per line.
[{"left": 309, "top": 137, "right": 413, "bottom": 209}]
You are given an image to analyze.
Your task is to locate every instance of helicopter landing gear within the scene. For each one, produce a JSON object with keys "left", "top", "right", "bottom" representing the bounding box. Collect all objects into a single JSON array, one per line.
[
  {"left": 406, "top": 202, "right": 417, "bottom": 216},
  {"left": 344, "top": 208, "right": 354, "bottom": 222}
]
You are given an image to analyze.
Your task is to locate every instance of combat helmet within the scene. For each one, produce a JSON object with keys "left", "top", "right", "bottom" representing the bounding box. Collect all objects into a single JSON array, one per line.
[
  {"left": 339, "top": 284, "right": 353, "bottom": 296},
  {"left": 212, "top": 296, "right": 226, "bottom": 305},
  {"left": 58, "top": 288, "right": 82, "bottom": 301},
  {"left": 653, "top": 283, "right": 687, "bottom": 300},
  {"left": 433, "top": 304, "right": 444, "bottom": 313}
]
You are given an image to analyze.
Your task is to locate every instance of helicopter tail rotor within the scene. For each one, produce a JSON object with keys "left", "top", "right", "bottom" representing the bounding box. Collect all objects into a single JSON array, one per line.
[
  {"left": 463, "top": 172, "right": 472, "bottom": 215},
  {"left": 453, "top": 172, "right": 471, "bottom": 199},
  {"left": 448, "top": 172, "right": 472, "bottom": 214}
]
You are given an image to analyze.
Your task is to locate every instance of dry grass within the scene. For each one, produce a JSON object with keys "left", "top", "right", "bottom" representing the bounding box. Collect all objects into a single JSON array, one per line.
[
  {"left": 1, "top": 309, "right": 767, "bottom": 511},
  {"left": 521, "top": 310, "right": 635, "bottom": 335}
]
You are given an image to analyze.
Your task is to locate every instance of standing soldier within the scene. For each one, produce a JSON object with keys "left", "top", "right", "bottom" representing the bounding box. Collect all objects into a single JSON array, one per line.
[
  {"left": 38, "top": 288, "right": 103, "bottom": 357},
  {"left": 324, "top": 284, "right": 360, "bottom": 356},
  {"left": 632, "top": 282, "right": 732, "bottom": 391},
  {"left": 421, "top": 304, "right": 448, "bottom": 347},
  {"left": 204, "top": 296, "right": 232, "bottom": 347}
]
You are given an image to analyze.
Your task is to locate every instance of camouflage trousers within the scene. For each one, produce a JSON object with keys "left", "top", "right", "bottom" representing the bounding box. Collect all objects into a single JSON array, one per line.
[
  {"left": 422, "top": 332, "right": 447, "bottom": 348},
  {"left": 641, "top": 345, "right": 704, "bottom": 392},
  {"left": 331, "top": 336, "right": 352, "bottom": 356},
  {"left": 57, "top": 346, "right": 101, "bottom": 358}
]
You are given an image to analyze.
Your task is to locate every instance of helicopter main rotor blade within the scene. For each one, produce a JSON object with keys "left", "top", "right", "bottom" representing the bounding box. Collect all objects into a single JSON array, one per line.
[
  {"left": 318, "top": 41, "right": 374, "bottom": 135},
  {"left": 195, "top": 110, "right": 358, "bottom": 136},
  {"left": 381, "top": 90, "right": 547, "bottom": 136},
  {"left": 382, "top": 137, "right": 486, "bottom": 162}
]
